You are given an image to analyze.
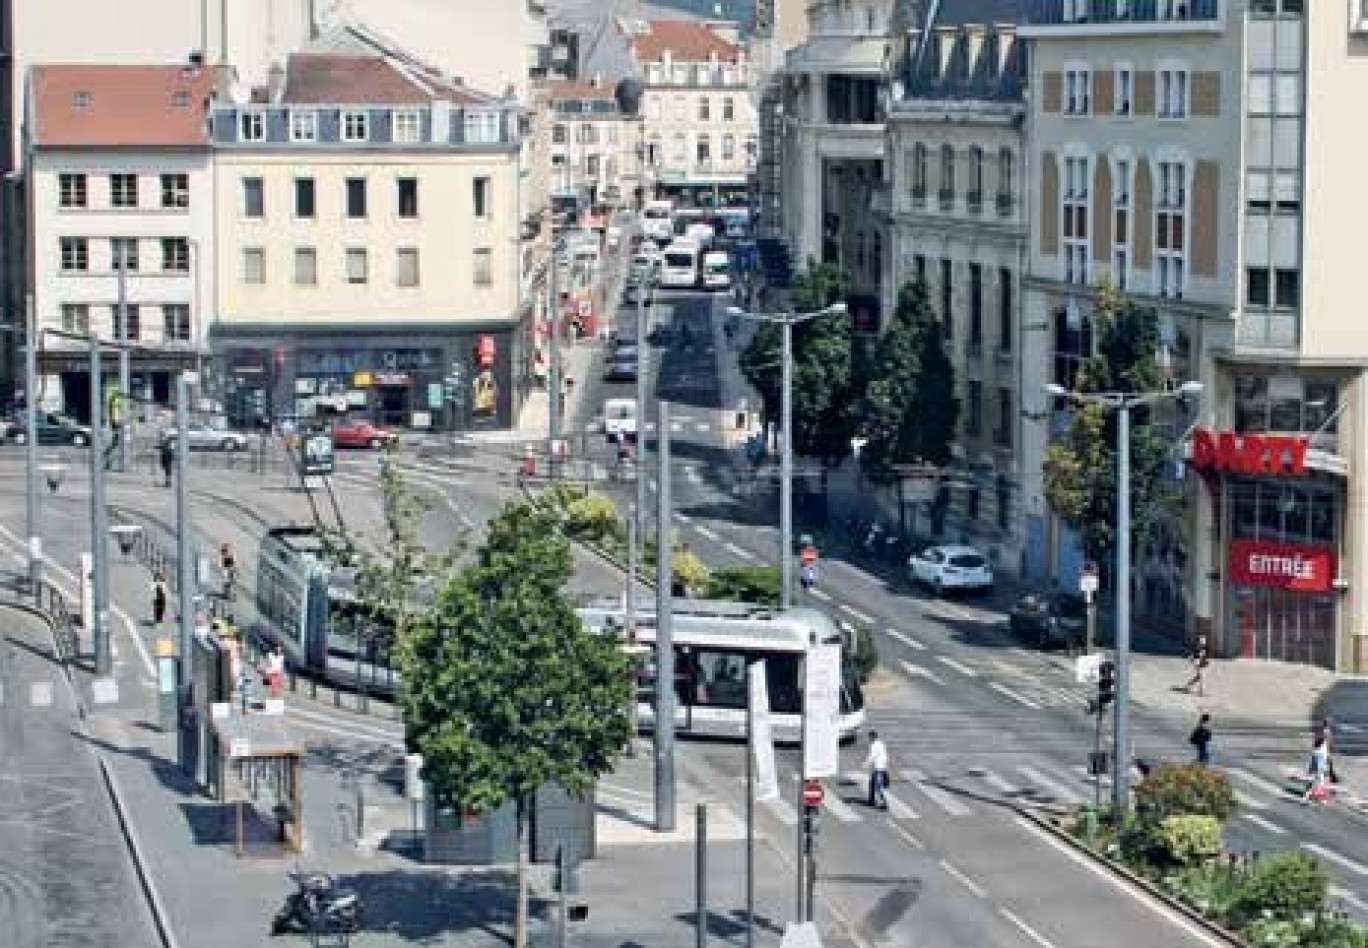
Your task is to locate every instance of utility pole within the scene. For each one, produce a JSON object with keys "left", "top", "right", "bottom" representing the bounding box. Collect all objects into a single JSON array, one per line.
[
  {"left": 625, "top": 503, "right": 639, "bottom": 756},
  {"left": 116, "top": 257, "right": 131, "bottom": 472},
  {"left": 88, "top": 334, "right": 111, "bottom": 675},
  {"left": 779, "top": 316, "right": 794, "bottom": 608},
  {"left": 548, "top": 243, "right": 563, "bottom": 479},
  {"left": 634, "top": 284, "right": 649, "bottom": 558},
  {"left": 23, "top": 295, "right": 41, "bottom": 596},
  {"left": 176, "top": 372, "right": 195, "bottom": 774},
  {"left": 653, "top": 400, "right": 675, "bottom": 833},
  {"left": 1113, "top": 403, "right": 1132, "bottom": 811}
]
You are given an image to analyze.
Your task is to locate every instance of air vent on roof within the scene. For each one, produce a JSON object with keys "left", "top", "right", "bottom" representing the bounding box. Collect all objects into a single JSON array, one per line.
[{"left": 72, "top": 91, "right": 92, "bottom": 108}]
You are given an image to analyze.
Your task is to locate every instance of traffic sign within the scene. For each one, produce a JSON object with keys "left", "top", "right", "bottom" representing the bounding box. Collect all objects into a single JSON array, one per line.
[
  {"left": 802, "top": 780, "right": 824, "bottom": 807},
  {"left": 800, "top": 544, "right": 818, "bottom": 565}
]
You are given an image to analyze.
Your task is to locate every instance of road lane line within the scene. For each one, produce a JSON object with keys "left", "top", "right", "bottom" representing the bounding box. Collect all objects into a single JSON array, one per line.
[
  {"left": 762, "top": 795, "right": 798, "bottom": 826},
  {"left": 821, "top": 789, "right": 862, "bottom": 824},
  {"left": 1229, "top": 769, "right": 1288, "bottom": 799},
  {"left": 1331, "top": 886, "right": 1368, "bottom": 914},
  {"left": 695, "top": 525, "right": 719, "bottom": 541},
  {"left": 724, "top": 542, "right": 755, "bottom": 560},
  {"left": 900, "top": 660, "right": 946, "bottom": 686},
  {"left": 894, "top": 824, "right": 925, "bottom": 850},
  {"left": 838, "top": 603, "right": 873, "bottom": 624},
  {"left": 808, "top": 588, "right": 833, "bottom": 602},
  {"left": 1016, "top": 765, "right": 1086, "bottom": 806},
  {"left": 935, "top": 655, "right": 978, "bottom": 678},
  {"left": 989, "top": 681, "right": 1043, "bottom": 710},
  {"left": 938, "top": 859, "right": 987, "bottom": 899},
  {"left": 885, "top": 628, "right": 926, "bottom": 651},
  {"left": 844, "top": 771, "right": 919, "bottom": 821},
  {"left": 1240, "top": 813, "right": 1287, "bottom": 835},
  {"left": 998, "top": 907, "right": 1056, "bottom": 948},
  {"left": 1303, "top": 843, "right": 1368, "bottom": 877},
  {"left": 1231, "top": 788, "right": 1268, "bottom": 811},
  {"left": 902, "top": 769, "right": 972, "bottom": 817},
  {"left": 975, "top": 769, "right": 1020, "bottom": 796}
]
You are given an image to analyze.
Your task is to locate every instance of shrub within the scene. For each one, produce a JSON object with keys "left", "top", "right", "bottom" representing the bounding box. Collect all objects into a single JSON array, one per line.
[
  {"left": 1229, "top": 851, "right": 1328, "bottom": 925},
  {"left": 1153, "top": 815, "right": 1221, "bottom": 867},
  {"left": 703, "top": 566, "right": 780, "bottom": 605},
  {"left": 1161, "top": 864, "right": 1245, "bottom": 920},
  {"left": 1133, "top": 762, "right": 1236, "bottom": 824},
  {"left": 852, "top": 625, "right": 878, "bottom": 683},
  {"left": 562, "top": 490, "right": 622, "bottom": 543},
  {"left": 672, "top": 548, "right": 710, "bottom": 594}
]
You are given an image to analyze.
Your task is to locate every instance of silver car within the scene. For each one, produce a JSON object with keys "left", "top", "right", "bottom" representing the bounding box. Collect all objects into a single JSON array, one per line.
[{"left": 160, "top": 424, "right": 249, "bottom": 452}]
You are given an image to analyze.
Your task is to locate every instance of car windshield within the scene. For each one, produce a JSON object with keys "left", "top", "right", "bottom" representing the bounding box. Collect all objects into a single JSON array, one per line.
[
  {"left": 950, "top": 553, "right": 987, "bottom": 568},
  {"left": 1052, "top": 595, "right": 1086, "bottom": 618},
  {"left": 664, "top": 253, "right": 693, "bottom": 267}
]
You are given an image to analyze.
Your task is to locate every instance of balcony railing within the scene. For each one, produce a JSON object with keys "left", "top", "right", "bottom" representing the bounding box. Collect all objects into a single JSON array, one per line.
[
  {"left": 1027, "top": 0, "right": 1219, "bottom": 26},
  {"left": 938, "top": 188, "right": 955, "bottom": 211}
]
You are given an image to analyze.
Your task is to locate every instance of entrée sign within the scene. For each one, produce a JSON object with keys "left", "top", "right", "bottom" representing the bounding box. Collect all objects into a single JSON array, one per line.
[
  {"left": 1191, "top": 428, "right": 1310, "bottom": 476},
  {"left": 1229, "top": 538, "right": 1336, "bottom": 593}
]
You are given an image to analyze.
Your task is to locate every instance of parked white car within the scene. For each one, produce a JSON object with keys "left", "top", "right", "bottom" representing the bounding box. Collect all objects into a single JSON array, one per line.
[{"left": 908, "top": 545, "right": 994, "bottom": 595}]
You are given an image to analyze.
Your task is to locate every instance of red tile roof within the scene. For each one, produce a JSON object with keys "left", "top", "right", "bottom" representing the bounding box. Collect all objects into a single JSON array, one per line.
[
  {"left": 549, "top": 78, "right": 619, "bottom": 102},
  {"left": 629, "top": 20, "right": 741, "bottom": 64},
  {"left": 31, "top": 64, "right": 218, "bottom": 148},
  {"left": 283, "top": 53, "right": 486, "bottom": 105}
]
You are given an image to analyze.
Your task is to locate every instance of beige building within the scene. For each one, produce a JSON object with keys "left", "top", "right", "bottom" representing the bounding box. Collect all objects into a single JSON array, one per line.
[
  {"left": 210, "top": 52, "right": 526, "bottom": 430},
  {"left": 629, "top": 18, "right": 758, "bottom": 207},
  {"left": 549, "top": 78, "right": 645, "bottom": 210},
  {"left": 1021, "top": 0, "right": 1368, "bottom": 671}
]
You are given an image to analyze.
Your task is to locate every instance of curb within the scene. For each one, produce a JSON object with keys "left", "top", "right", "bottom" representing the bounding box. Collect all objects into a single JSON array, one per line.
[
  {"left": 97, "top": 755, "right": 182, "bottom": 948},
  {"left": 1014, "top": 806, "right": 1246, "bottom": 947}
]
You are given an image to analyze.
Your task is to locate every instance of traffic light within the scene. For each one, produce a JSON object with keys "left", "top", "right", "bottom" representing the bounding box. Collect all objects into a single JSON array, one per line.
[{"left": 1097, "top": 659, "right": 1116, "bottom": 710}]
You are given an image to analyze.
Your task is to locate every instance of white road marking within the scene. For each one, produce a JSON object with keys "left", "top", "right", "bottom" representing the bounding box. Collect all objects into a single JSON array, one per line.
[
  {"left": 1229, "top": 768, "right": 1288, "bottom": 798},
  {"left": 989, "top": 681, "right": 1043, "bottom": 710},
  {"left": 1331, "top": 886, "right": 1368, "bottom": 914},
  {"left": 761, "top": 795, "right": 798, "bottom": 826},
  {"left": 286, "top": 705, "right": 404, "bottom": 745},
  {"left": 844, "top": 772, "right": 919, "bottom": 821},
  {"left": 886, "top": 628, "right": 926, "bottom": 651},
  {"left": 1303, "top": 843, "right": 1368, "bottom": 877},
  {"left": 935, "top": 655, "right": 979, "bottom": 678},
  {"left": 902, "top": 769, "right": 972, "bottom": 817},
  {"left": 694, "top": 525, "right": 719, "bottom": 541},
  {"left": 899, "top": 660, "right": 946, "bottom": 686},
  {"left": 839, "top": 604, "right": 873, "bottom": 624},
  {"left": 1240, "top": 813, "right": 1287, "bottom": 835},
  {"left": 976, "top": 769, "right": 1020, "bottom": 796},
  {"left": 808, "top": 588, "right": 833, "bottom": 602},
  {"left": 1016, "top": 765, "right": 1086, "bottom": 805},
  {"left": 674, "top": 512, "right": 693, "bottom": 524},
  {"left": 821, "top": 789, "right": 862, "bottom": 823},
  {"left": 894, "top": 824, "right": 925, "bottom": 850},
  {"left": 1231, "top": 788, "right": 1268, "bottom": 811},
  {"left": 724, "top": 542, "right": 755, "bottom": 561},
  {"left": 939, "top": 859, "right": 987, "bottom": 899},
  {"left": 999, "top": 907, "right": 1056, "bottom": 948},
  {"left": 29, "top": 680, "right": 52, "bottom": 707},
  {"left": 1337, "top": 723, "right": 1368, "bottom": 734},
  {"left": 695, "top": 423, "right": 711, "bottom": 433},
  {"left": 685, "top": 468, "right": 702, "bottom": 484}
]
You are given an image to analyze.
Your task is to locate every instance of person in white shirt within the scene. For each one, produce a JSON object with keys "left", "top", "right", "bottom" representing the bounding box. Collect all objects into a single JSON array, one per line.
[{"left": 864, "top": 730, "right": 890, "bottom": 809}]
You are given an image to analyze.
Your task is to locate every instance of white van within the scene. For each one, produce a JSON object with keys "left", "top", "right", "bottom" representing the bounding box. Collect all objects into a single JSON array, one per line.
[
  {"left": 603, "top": 398, "right": 638, "bottom": 442},
  {"left": 660, "top": 239, "right": 701, "bottom": 289},
  {"left": 641, "top": 200, "right": 675, "bottom": 243},
  {"left": 702, "top": 251, "right": 731, "bottom": 290}
]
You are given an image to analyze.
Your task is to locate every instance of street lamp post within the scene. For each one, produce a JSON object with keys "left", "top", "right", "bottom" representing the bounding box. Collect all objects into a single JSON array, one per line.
[
  {"left": 1044, "top": 378, "right": 1203, "bottom": 811},
  {"left": 726, "top": 303, "right": 846, "bottom": 608},
  {"left": 88, "top": 332, "right": 112, "bottom": 675},
  {"left": 22, "top": 299, "right": 41, "bottom": 596}
]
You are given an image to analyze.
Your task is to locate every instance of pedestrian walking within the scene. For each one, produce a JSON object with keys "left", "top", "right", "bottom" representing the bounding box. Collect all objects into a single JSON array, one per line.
[
  {"left": 1183, "top": 633, "right": 1209, "bottom": 695},
  {"left": 1302, "top": 734, "right": 1331, "bottom": 804},
  {"left": 262, "top": 644, "right": 286, "bottom": 698},
  {"left": 1314, "top": 717, "right": 1339, "bottom": 786},
  {"left": 158, "top": 438, "right": 174, "bottom": 488},
  {"left": 151, "top": 573, "right": 168, "bottom": 625},
  {"left": 1189, "top": 713, "right": 1213, "bottom": 765},
  {"left": 864, "top": 729, "right": 890, "bottom": 809}
]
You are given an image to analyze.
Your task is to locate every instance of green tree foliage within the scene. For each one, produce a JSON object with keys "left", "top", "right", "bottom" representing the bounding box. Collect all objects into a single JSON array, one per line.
[
  {"left": 396, "top": 500, "right": 631, "bottom": 947},
  {"left": 1229, "top": 852, "right": 1328, "bottom": 926},
  {"left": 1133, "top": 761, "right": 1236, "bottom": 824},
  {"left": 1043, "top": 284, "right": 1179, "bottom": 564},
  {"left": 859, "top": 280, "right": 958, "bottom": 482},
  {"left": 703, "top": 565, "right": 780, "bottom": 604}
]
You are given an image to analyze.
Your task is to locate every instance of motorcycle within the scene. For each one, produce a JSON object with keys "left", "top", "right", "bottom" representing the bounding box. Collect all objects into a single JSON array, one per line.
[{"left": 270, "top": 869, "right": 362, "bottom": 936}]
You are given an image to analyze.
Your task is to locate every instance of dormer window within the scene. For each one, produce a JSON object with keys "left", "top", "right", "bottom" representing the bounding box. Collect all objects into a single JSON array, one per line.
[
  {"left": 239, "top": 111, "right": 265, "bottom": 142},
  {"left": 290, "top": 110, "right": 317, "bottom": 142},
  {"left": 463, "top": 110, "right": 501, "bottom": 144},
  {"left": 341, "top": 110, "right": 369, "bottom": 143},
  {"left": 392, "top": 109, "right": 422, "bottom": 144}
]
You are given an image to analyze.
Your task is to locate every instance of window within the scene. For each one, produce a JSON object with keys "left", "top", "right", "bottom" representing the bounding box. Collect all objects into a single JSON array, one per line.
[
  {"left": 969, "top": 146, "right": 985, "bottom": 206},
  {"left": 696, "top": 135, "right": 711, "bottom": 165},
  {"left": 722, "top": 134, "right": 736, "bottom": 160},
  {"left": 998, "top": 268, "right": 1013, "bottom": 352},
  {"left": 392, "top": 109, "right": 421, "bottom": 143},
  {"left": 397, "top": 177, "right": 419, "bottom": 218},
  {"left": 672, "top": 132, "right": 687, "bottom": 163},
  {"left": 1159, "top": 68, "right": 1188, "bottom": 119},
  {"left": 160, "top": 237, "right": 189, "bottom": 272},
  {"left": 341, "top": 110, "right": 369, "bottom": 142},
  {"left": 939, "top": 144, "right": 956, "bottom": 204},
  {"left": 289, "top": 110, "right": 317, "bottom": 142},
  {"left": 242, "top": 247, "right": 265, "bottom": 284},
  {"left": 1065, "top": 68, "right": 1091, "bottom": 115},
  {"left": 463, "top": 110, "right": 502, "bottom": 144},
  {"left": 58, "top": 173, "right": 87, "bottom": 208},
  {"left": 1155, "top": 159, "right": 1186, "bottom": 299},
  {"left": 1113, "top": 157, "right": 1131, "bottom": 290},
  {"left": 110, "top": 173, "right": 138, "bottom": 208},
  {"left": 160, "top": 173, "right": 189, "bottom": 209},
  {"left": 996, "top": 388, "right": 1013, "bottom": 447},
  {"left": 586, "top": 154, "right": 601, "bottom": 177},
  {"left": 997, "top": 148, "right": 1014, "bottom": 212},
  {"left": 294, "top": 247, "right": 317, "bottom": 286},
  {"left": 472, "top": 176, "right": 490, "bottom": 218},
  {"left": 60, "top": 237, "right": 89, "bottom": 272},
  {"left": 723, "top": 96, "right": 735, "bottom": 121},
  {"left": 1247, "top": 267, "right": 1271, "bottom": 306},
  {"left": 345, "top": 248, "right": 368, "bottom": 285},
  {"left": 553, "top": 123, "right": 567, "bottom": 144},
  {"left": 1275, "top": 268, "right": 1300, "bottom": 308},
  {"left": 396, "top": 248, "right": 420, "bottom": 287},
  {"left": 241, "top": 177, "right": 264, "bottom": 218},
  {"left": 969, "top": 263, "right": 983, "bottom": 351},
  {"left": 111, "top": 304, "right": 140, "bottom": 341},
  {"left": 238, "top": 111, "right": 265, "bottom": 141},
  {"left": 915, "top": 254, "right": 927, "bottom": 285},
  {"left": 111, "top": 237, "right": 139, "bottom": 272},
  {"left": 698, "top": 96, "right": 711, "bottom": 121},
  {"left": 60, "top": 303, "right": 89, "bottom": 333},
  {"left": 966, "top": 381, "right": 982, "bottom": 436},
  {"left": 940, "top": 258, "right": 953, "bottom": 336},
  {"left": 345, "top": 178, "right": 367, "bottom": 218},
  {"left": 473, "top": 247, "right": 493, "bottom": 286},
  {"left": 1115, "top": 66, "right": 1133, "bottom": 116},
  {"left": 294, "top": 178, "right": 316, "bottom": 218},
  {"left": 1062, "top": 156, "right": 1089, "bottom": 284},
  {"left": 162, "top": 304, "right": 191, "bottom": 342},
  {"left": 912, "top": 143, "right": 928, "bottom": 200},
  {"left": 577, "top": 123, "right": 597, "bottom": 145}
]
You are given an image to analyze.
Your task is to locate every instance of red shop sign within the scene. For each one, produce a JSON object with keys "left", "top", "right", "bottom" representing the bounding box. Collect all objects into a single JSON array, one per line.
[
  {"left": 1228, "top": 538, "right": 1337, "bottom": 593},
  {"left": 1191, "top": 428, "right": 1309, "bottom": 476},
  {"left": 477, "top": 335, "right": 497, "bottom": 368}
]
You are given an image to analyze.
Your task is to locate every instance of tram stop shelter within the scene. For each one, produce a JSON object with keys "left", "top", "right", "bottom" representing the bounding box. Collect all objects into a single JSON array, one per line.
[{"left": 210, "top": 704, "right": 304, "bottom": 856}]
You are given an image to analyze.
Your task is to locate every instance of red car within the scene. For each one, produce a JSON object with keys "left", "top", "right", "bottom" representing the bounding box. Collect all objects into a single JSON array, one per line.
[{"left": 330, "top": 418, "right": 398, "bottom": 449}]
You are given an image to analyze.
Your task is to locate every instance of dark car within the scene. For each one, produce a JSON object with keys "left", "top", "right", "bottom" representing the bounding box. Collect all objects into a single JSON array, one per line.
[
  {"left": 8, "top": 412, "right": 92, "bottom": 447},
  {"left": 1009, "top": 592, "right": 1088, "bottom": 649},
  {"left": 603, "top": 354, "right": 638, "bottom": 383},
  {"left": 330, "top": 418, "right": 398, "bottom": 449}
]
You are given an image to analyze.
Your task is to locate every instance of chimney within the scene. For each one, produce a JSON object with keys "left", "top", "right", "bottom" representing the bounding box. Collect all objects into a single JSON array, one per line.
[{"left": 267, "top": 61, "right": 286, "bottom": 103}]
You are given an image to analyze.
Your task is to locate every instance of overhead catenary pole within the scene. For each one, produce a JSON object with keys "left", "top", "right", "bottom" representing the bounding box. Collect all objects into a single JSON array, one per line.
[
  {"left": 625, "top": 503, "right": 639, "bottom": 757},
  {"left": 1114, "top": 402, "right": 1132, "bottom": 811},
  {"left": 634, "top": 283, "right": 649, "bottom": 558},
  {"left": 653, "top": 400, "right": 676, "bottom": 833},
  {"left": 176, "top": 372, "right": 196, "bottom": 773},
  {"left": 779, "top": 316, "right": 794, "bottom": 609},
  {"left": 116, "top": 257, "right": 131, "bottom": 473},
  {"left": 88, "top": 334, "right": 111, "bottom": 675},
  {"left": 24, "top": 294, "right": 40, "bottom": 596},
  {"left": 548, "top": 244, "right": 563, "bottom": 478}
]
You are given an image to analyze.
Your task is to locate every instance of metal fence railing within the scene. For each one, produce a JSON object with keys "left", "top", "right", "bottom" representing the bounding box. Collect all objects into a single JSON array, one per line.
[{"left": 1, "top": 573, "right": 80, "bottom": 664}]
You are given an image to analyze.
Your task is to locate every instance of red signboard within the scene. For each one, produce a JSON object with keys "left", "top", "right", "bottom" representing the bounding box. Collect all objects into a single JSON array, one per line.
[
  {"left": 477, "top": 335, "right": 497, "bottom": 368},
  {"left": 802, "top": 781, "right": 824, "bottom": 807},
  {"left": 1228, "top": 538, "right": 1337, "bottom": 593},
  {"left": 1191, "top": 428, "right": 1310, "bottom": 476}
]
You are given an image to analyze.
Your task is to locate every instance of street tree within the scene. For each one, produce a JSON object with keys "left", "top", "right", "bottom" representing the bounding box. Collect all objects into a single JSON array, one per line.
[
  {"left": 1043, "top": 284, "right": 1179, "bottom": 567},
  {"left": 859, "top": 279, "right": 958, "bottom": 482},
  {"left": 396, "top": 499, "right": 632, "bottom": 948}
]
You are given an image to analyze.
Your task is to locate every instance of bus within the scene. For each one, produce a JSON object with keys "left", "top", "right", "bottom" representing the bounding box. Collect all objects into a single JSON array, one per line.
[
  {"left": 577, "top": 598, "right": 867, "bottom": 742},
  {"left": 660, "top": 239, "right": 701, "bottom": 289}
]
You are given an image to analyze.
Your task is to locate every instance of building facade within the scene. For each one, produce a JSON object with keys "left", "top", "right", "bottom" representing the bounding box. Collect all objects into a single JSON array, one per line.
[
  {"left": 549, "top": 78, "right": 645, "bottom": 210},
  {"left": 1021, "top": 0, "right": 1368, "bottom": 671},
  {"left": 629, "top": 18, "right": 758, "bottom": 207},
  {"left": 25, "top": 63, "right": 220, "bottom": 418},
  {"left": 880, "top": 9, "right": 1029, "bottom": 572},
  {"left": 209, "top": 52, "right": 526, "bottom": 431}
]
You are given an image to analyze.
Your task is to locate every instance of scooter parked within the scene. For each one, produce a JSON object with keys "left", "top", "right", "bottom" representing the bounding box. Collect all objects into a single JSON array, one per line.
[{"left": 269, "top": 869, "right": 362, "bottom": 936}]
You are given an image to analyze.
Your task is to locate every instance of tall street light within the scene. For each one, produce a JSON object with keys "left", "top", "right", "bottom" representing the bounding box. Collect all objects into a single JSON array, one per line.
[
  {"left": 726, "top": 302, "right": 846, "bottom": 608},
  {"left": 1044, "top": 378, "right": 1203, "bottom": 812}
]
